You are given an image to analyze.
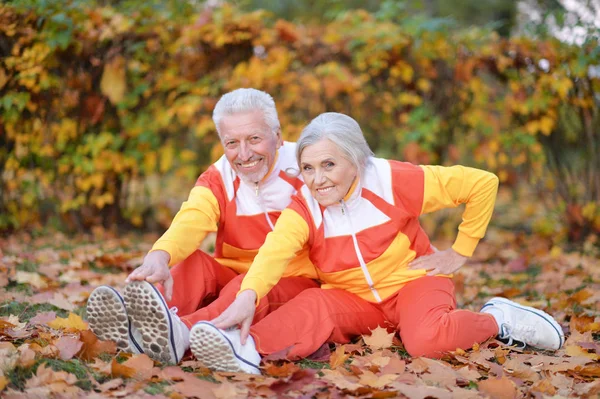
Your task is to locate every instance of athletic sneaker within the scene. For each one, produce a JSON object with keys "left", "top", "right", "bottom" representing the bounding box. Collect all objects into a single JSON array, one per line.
[
  {"left": 481, "top": 297, "right": 564, "bottom": 350},
  {"left": 123, "top": 281, "right": 189, "bottom": 365},
  {"left": 86, "top": 285, "right": 144, "bottom": 354},
  {"left": 189, "top": 321, "right": 261, "bottom": 375}
]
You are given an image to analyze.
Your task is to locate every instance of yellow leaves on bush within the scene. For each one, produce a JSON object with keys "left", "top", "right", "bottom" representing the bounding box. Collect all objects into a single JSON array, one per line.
[
  {"left": 47, "top": 313, "right": 88, "bottom": 331},
  {"left": 100, "top": 56, "right": 126, "bottom": 104},
  {"left": 390, "top": 61, "right": 413, "bottom": 84},
  {"left": 397, "top": 92, "right": 422, "bottom": 107},
  {"left": 194, "top": 116, "right": 215, "bottom": 139}
]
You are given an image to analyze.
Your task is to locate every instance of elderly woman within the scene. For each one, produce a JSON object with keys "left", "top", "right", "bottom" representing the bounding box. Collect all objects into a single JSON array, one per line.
[{"left": 188, "top": 112, "right": 564, "bottom": 374}]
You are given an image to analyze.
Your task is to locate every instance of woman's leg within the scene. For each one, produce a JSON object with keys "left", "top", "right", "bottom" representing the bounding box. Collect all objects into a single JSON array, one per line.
[
  {"left": 382, "top": 276, "right": 498, "bottom": 358},
  {"left": 181, "top": 274, "right": 320, "bottom": 327},
  {"left": 249, "top": 288, "right": 388, "bottom": 360}
]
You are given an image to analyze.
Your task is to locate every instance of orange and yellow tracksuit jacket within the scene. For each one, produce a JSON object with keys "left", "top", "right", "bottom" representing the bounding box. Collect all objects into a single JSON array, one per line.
[
  {"left": 150, "top": 141, "right": 317, "bottom": 279},
  {"left": 240, "top": 158, "right": 499, "bottom": 302}
]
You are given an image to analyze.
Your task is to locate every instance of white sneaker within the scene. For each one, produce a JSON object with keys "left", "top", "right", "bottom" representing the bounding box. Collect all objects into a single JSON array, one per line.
[
  {"left": 481, "top": 297, "right": 565, "bottom": 350},
  {"left": 123, "top": 281, "right": 189, "bottom": 365},
  {"left": 86, "top": 286, "right": 144, "bottom": 354},
  {"left": 189, "top": 322, "right": 261, "bottom": 375}
]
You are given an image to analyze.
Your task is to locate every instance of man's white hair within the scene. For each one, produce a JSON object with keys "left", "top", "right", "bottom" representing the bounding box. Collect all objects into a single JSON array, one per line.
[{"left": 212, "top": 88, "right": 280, "bottom": 136}]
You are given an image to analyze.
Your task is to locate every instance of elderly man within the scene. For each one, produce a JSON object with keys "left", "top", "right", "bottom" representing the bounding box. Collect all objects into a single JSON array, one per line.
[{"left": 86, "top": 88, "right": 318, "bottom": 365}]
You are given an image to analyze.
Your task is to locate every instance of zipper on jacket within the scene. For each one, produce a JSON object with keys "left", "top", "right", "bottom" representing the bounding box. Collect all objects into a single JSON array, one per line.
[
  {"left": 255, "top": 182, "right": 275, "bottom": 231},
  {"left": 340, "top": 200, "right": 382, "bottom": 302}
]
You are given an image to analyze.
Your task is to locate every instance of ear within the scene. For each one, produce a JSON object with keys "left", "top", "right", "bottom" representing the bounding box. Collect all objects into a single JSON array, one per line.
[{"left": 275, "top": 128, "right": 283, "bottom": 148}]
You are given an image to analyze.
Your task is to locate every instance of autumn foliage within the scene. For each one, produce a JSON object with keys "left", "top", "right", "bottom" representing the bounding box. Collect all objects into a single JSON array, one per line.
[
  {"left": 1, "top": 224, "right": 599, "bottom": 397},
  {"left": 0, "top": 2, "right": 599, "bottom": 241}
]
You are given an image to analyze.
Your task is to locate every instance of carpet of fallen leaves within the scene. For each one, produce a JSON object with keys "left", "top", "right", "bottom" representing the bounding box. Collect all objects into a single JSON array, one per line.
[{"left": 1, "top": 206, "right": 600, "bottom": 397}]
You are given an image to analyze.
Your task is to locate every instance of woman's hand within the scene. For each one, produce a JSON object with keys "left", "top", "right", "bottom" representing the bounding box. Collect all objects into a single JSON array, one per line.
[
  {"left": 211, "top": 290, "right": 257, "bottom": 344},
  {"left": 125, "top": 250, "right": 174, "bottom": 300},
  {"left": 408, "top": 248, "right": 468, "bottom": 276}
]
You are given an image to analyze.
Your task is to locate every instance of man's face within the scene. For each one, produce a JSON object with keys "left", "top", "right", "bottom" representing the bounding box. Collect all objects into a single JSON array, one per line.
[{"left": 219, "top": 110, "right": 282, "bottom": 183}]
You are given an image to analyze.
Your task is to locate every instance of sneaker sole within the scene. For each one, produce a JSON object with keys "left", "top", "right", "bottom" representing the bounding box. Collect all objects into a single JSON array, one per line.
[
  {"left": 190, "top": 322, "right": 260, "bottom": 374},
  {"left": 481, "top": 297, "right": 565, "bottom": 349},
  {"left": 124, "top": 281, "right": 179, "bottom": 364},
  {"left": 87, "top": 286, "right": 143, "bottom": 354}
]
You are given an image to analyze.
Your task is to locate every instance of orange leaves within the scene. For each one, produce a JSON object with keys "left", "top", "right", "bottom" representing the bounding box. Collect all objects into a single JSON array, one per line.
[
  {"left": 77, "top": 330, "right": 117, "bottom": 361},
  {"left": 478, "top": 376, "right": 518, "bottom": 399}
]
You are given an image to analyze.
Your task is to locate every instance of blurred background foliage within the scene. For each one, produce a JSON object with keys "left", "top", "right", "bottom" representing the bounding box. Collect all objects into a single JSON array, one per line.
[{"left": 0, "top": 0, "right": 598, "bottom": 246}]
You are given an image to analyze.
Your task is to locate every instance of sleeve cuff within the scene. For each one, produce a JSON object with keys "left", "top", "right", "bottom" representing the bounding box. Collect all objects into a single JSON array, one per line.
[
  {"left": 452, "top": 231, "right": 480, "bottom": 257},
  {"left": 239, "top": 277, "right": 269, "bottom": 305},
  {"left": 149, "top": 244, "right": 176, "bottom": 267}
]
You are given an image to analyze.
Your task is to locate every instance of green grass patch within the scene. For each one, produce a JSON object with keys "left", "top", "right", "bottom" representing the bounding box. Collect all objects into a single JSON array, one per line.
[
  {"left": 144, "top": 380, "right": 171, "bottom": 395},
  {"left": 297, "top": 359, "right": 330, "bottom": 370},
  {"left": 4, "top": 281, "right": 34, "bottom": 296},
  {"left": 0, "top": 301, "right": 69, "bottom": 321},
  {"left": 42, "top": 358, "right": 95, "bottom": 390},
  {"left": 15, "top": 260, "right": 39, "bottom": 273}
]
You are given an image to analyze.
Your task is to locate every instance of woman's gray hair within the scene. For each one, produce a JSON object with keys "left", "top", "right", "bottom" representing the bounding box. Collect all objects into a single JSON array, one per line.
[
  {"left": 297, "top": 112, "right": 373, "bottom": 174},
  {"left": 212, "top": 88, "right": 280, "bottom": 136}
]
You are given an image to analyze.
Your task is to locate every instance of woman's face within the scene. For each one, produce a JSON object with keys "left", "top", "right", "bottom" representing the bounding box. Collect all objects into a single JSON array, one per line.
[{"left": 300, "top": 139, "right": 358, "bottom": 207}]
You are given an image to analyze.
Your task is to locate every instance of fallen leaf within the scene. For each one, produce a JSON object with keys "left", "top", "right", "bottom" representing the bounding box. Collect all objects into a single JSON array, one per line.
[
  {"left": 478, "top": 376, "right": 518, "bottom": 399},
  {"left": 530, "top": 378, "right": 557, "bottom": 395},
  {"left": 14, "top": 271, "right": 47, "bottom": 289},
  {"left": 28, "top": 311, "right": 57, "bottom": 325},
  {"left": 168, "top": 374, "right": 217, "bottom": 398},
  {"left": 213, "top": 380, "right": 247, "bottom": 398},
  {"left": 77, "top": 329, "right": 116, "bottom": 361},
  {"left": 47, "top": 313, "right": 88, "bottom": 331},
  {"left": 329, "top": 345, "right": 350, "bottom": 370},
  {"left": 320, "top": 369, "right": 361, "bottom": 391},
  {"left": 263, "top": 361, "right": 300, "bottom": 377},
  {"left": 269, "top": 369, "right": 318, "bottom": 395},
  {"left": 54, "top": 336, "right": 83, "bottom": 361},
  {"left": 363, "top": 326, "right": 394, "bottom": 350},
  {"left": 407, "top": 357, "right": 429, "bottom": 374},
  {"left": 0, "top": 342, "right": 18, "bottom": 374},
  {"left": 358, "top": 370, "right": 398, "bottom": 389},
  {"left": 110, "top": 358, "right": 136, "bottom": 379},
  {"left": 0, "top": 376, "right": 7, "bottom": 392},
  {"left": 17, "top": 344, "right": 36, "bottom": 368},
  {"left": 565, "top": 344, "right": 600, "bottom": 360}
]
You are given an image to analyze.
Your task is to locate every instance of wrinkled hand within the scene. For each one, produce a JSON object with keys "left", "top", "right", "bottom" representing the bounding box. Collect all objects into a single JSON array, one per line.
[
  {"left": 408, "top": 248, "right": 467, "bottom": 276},
  {"left": 211, "top": 290, "right": 257, "bottom": 344},
  {"left": 125, "top": 250, "right": 174, "bottom": 301}
]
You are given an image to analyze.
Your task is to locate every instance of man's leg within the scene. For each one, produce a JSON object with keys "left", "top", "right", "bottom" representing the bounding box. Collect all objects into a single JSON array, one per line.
[
  {"left": 156, "top": 250, "right": 238, "bottom": 316},
  {"left": 249, "top": 288, "right": 388, "bottom": 360},
  {"left": 382, "top": 276, "right": 498, "bottom": 358},
  {"left": 181, "top": 274, "right": 319, "bottom": 326}
]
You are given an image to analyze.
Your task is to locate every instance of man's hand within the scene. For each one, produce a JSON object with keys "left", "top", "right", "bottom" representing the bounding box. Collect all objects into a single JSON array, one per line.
[
  {"left": 125, "top": 250, "right": 174, "bottom": 300},
  {"left": 211, "top": 290, "right": 257, "bottom": 344},
  {"left": 408, "top": 248, "right": 467, "bottom": 276}
]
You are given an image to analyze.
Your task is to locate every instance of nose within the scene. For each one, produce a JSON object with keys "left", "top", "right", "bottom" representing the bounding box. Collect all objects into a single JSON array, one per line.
[
  {"left": 315, "top": 170, "right": 327, "bottom": 185},
  {"left": 238, "top": 142, "right": 253, "bottom": 161}
]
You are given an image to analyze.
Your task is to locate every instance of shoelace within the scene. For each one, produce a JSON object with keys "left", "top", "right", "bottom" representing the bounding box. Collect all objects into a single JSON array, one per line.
[
  {"left": 499, "top": 323, "right": 535, "bottom": 349},
  {"left": 169, "top": 306, "right": 182, "bottom": 321}
]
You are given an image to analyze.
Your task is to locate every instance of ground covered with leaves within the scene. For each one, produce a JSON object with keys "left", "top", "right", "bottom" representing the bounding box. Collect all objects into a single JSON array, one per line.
[{"left": 1, "top": 219, "right": 599, "bottom": 398}]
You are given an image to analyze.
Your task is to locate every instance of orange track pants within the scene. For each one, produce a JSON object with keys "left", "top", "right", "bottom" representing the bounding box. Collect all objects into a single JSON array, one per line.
[
  {"left": 158, "top": 250, "right": 319, "bottom": 328},
  {"left": 250, "top": 276, "right": 499, "bottom": 359}
]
